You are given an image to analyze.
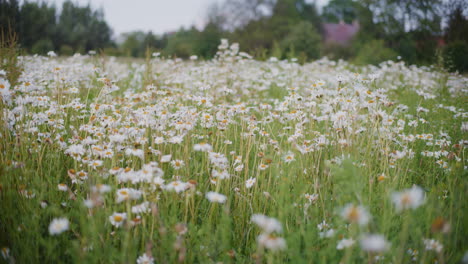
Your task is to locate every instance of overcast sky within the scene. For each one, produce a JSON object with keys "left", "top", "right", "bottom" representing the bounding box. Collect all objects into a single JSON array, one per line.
[{"left": 42, "top": 0, "right": 329, "bottom": 36}]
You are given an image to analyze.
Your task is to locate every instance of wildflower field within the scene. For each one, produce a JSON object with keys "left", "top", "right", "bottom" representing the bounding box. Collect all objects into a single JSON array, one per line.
[{"left": 0, "top": 40, "right": 467, "bottom": 263}]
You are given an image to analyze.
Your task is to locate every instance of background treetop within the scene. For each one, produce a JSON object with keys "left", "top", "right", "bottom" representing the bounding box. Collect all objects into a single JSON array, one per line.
[{"left": 1, "top": 0, "right": 467, "bottom": 71}]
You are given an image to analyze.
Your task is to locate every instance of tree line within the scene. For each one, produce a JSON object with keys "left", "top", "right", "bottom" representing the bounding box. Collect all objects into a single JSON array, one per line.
[
  {"left": 0, "top": 0, "right": 113, "bottom": 55},
  {"left": 1, "top": 0, "right": 467, "bottom": 71}
]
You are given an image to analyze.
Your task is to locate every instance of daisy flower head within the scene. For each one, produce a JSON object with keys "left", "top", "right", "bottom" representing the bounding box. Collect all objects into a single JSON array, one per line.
[
  {"left": 206, "top": 191, "right": 227, "bottom": 203},
  {"left": 391, "top": 185, "right": 425, "bottom": 212},
  {"left": 116, "top": 188, "right": 142, "bottom": 203},
  {"left": 170, "top": 159, "right": 185, "bottom": 170},
  {"left": 258, "top": 163, "right": 269, "bottom": 170},
  {"left": 160, "top": 154, "right": 172, "bottom": 163},
  {"left": 83, "top": 199, "right": 95, "bottom": 208},
  {"left": 282, "top": 152, "right": 295, "bottom": 163},
  {"left": 132, "top": 201, "right": 150, "bottom": 214},
  {"left": 251, "top": 214, "right": 282, "bottom": 234},
  {"left": 234, "top": 164, "right": 244, "bottom": 172},
  {"left": 168, "top": 135, "right": 183, "bottom": 144},
  {"left": 257, "top": 233, "right": 287, "bottom": 251},
  {"left": 109, "top": 212, "right": 127, "bottom": 228},
  {"left": 49, "top": 218, "right": 69, "bottom": 235},
  {"left": 89, "top": 159, "right": 103, "bottom": 169},
  {"left": 136, "top": 253, "right": 154, "bottom": 264},
  {"left": 165, "top": 180, "right": 188, "bottom": 193},
  {"left": 337, "top": 238, "right": 355, "bottom": 250},
  {"left": 193, "top": 142, "right": 212, "bottom": 152},
  {"left": 154, "top": 136, "right": 165, "bottom": 144},
  {"left": 152, "top": 177, "right": 165, "bottom": 188},
  {"left": 360, "top": 234, "right": 390, "bottom": 253},
  {"left": 341, "top": 204, "right": 371, "bottom": 226},
  {"left": 58, "top": 183, "right": 68, "bottom": 192},
  {"left": 245, "top": 177, "right": 256, "bottom": 189},
  {"left": 319, "top": 228, "right": 335, "bottom": 238},
  {"left": 423, "top": 238, "right": 443, "bottom": 253},
  {"left": 304, "top": 193, "right": 319, "bottom": 203},
  {"left": 92, "top": 183, "right": 111, "bottom": 194}
]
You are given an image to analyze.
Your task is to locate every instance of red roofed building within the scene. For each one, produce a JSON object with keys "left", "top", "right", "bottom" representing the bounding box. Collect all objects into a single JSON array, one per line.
[{"left": 323, "top": 21, "right": 360, "bottom": 46}]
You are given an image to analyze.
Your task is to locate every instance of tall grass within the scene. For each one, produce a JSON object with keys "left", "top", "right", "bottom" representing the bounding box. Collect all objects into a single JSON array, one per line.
[{"left": 0, "top": 40, "right": 467, "bottom": 264}]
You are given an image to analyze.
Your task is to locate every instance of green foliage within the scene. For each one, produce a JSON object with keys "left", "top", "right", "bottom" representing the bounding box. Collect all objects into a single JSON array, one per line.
[
  {"left": 56, "top": 1, "right": 112, "bottom": 52},
  {"left": 58, "top": 44, "right": 74, "bottom": 56},
  {"left": 394, "top": 35, "right": 418, "bottom": 64},
  {"left": 270, "top": 40, "right": 283, "bottom": 59},
  {"left": 445, "top": 3, "right": 468, "bottom": 43},
  {"left": 164, "top": 28, "right": 198, "bottom": 59},
  {"left": 281, "top": 21, "right": 322, "bottom": 61},
  {"left": 322, "top": 43, "right": 354, "bottom": 61},
  {"left": 194, "top": 22, "right": 223, "bottom": 59},
  {"left": 31, "top": 39, "right": 54, "bottom": 55},
  {"left": 443, "top": 40, "right": 468, "bottom": 72},
  {"left": 1, "top": 54, "right": 467, "bottom": 263},
  {"left": 330, "top": 159, "right": 365, "bottom": 204},
  {"left": 230, "top": 0, "right": 322, "bottom": 60},
  {"left": 18, "top": 2, "right": 57, "bottom": 53},
  {"left": 353, "top": 39, "right": 397, "bottom": 65},
  {"left": 0, "top": 28, "right": 22, "bottom": 87},
  {"left": 1, "top": 0, "right": 467, "bottom": 70},
  {"left": 322, "top": 0, "right": 358, "bottom": 24},
  {"left": 121, "top": 31, "right": 146, "bottom": 57},
  {"left": 442, "top": 1, "right": 468, "bottom": 72},
  {"left": 0, "top": 0, "right": 20, "bottom": 35},
  {"left": 0, "top": 0, "right": 113, "bottom": 54},
  {"left": 349, "top": 0, "right": 445, "bottom": 66}
]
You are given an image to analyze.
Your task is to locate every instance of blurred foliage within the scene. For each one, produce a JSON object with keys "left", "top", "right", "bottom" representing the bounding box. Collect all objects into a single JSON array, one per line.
[
  {"left": 281, "top": 21, "right": 321, "bottom": 61},
  {"left": 443, "top": 41, "right": 468, "bottom": 73},
  {"left": 1, "top": 0, "right": 468, "bottom": 72},
  {"left": 322, "top": 0, "right": 358, "bottom": 24},
  {"left": 164, "top": 28, "right": 198, "bottom": 59},
  {"left": 1, "top": 0, "right": 113, "bottom": 55},
  {"left": 0, "top": 27, "right": 22, "bottom": 87},
  {"left": 442, "top": 1, "right": 468, "bottom": 72},
  {"left": 353, "top": 39, "right": 398, "bottom": 66}
]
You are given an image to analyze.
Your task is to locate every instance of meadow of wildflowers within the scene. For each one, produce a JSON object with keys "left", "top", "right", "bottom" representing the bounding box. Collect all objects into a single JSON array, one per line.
[{"left": 0, "top": 40, "right": 467, "bottom": 263}]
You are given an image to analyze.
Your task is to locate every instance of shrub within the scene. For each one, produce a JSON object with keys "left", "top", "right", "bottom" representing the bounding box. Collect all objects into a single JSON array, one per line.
[
  {"left": 0, "top": 29, "right": 22, "bottom": 87},
  {"left": 59, "top": 45, "right": 74, "bottom": 56},
  {"left": 31, "top": 38, "right": 54, "bottom": 55},
  {"left": 353, "top": 39, "right": 397, "bottom": 65},
  {"left": 322, "top": 43, "right": 355, "bottom": 61},
  {"left": 281, "top": 21, "right": 322, "bottom": 61},
  {"left": 443, "top": 40, "right": 468, "bottom": 73}
]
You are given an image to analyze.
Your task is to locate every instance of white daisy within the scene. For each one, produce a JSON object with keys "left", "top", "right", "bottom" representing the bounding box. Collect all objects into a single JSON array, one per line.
[
  {"left": 245, "top": 177, "right": 256, "bottom": 189},
  {"left": 49, "top": 218, "right": 69, "bottom": 235},
  {"left": 337, "top": 238, "right": 355, "bottom": 250},
  {"left": 206, "top": 191, "right": 227, "bottom": 203},
  {"left": 391, "top": 185, "right": 425, "bottom": 212},
  {"left": 257, "top": 234, "right": 287, "bottom": 251},
  {"left": 360, "top": 234, "right": 390, "bottom": 253},
  {"left": 251, "top": 214, "right": 282, "bottom": 234},
  {"left": 136, "top": 253, "right": 154, "bottom": 264},
  {"left": 341, "top": 204, "right": 371, "bottom": 226},
  {"left": 109, "top": 212, "right": 127, "bottom": 228}
]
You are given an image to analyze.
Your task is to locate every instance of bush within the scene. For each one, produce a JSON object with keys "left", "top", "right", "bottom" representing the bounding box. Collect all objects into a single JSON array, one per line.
[
  {"left": 0, "top": 29, "right": 22, "bottom": 87},
  {"left": 102, "top": 47, "right": 122, "bottom": 57},
  {"left": 31, "top": 38, "right": 54, "bottom": 55},
  {"left": 443, "top": 40, "right": 468, "bottom": 72},
  {"left": 322, "top": 43, "right": 355, "bottom": 61},
  {"left": 59, "top": 45, "right": 74, "bottom": 56},
  {"left": 353, "top": 39, "right": 397, "bottom": 65},
  {"left": 281, "top": 21, "right": 322, "bottom": 61}
]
